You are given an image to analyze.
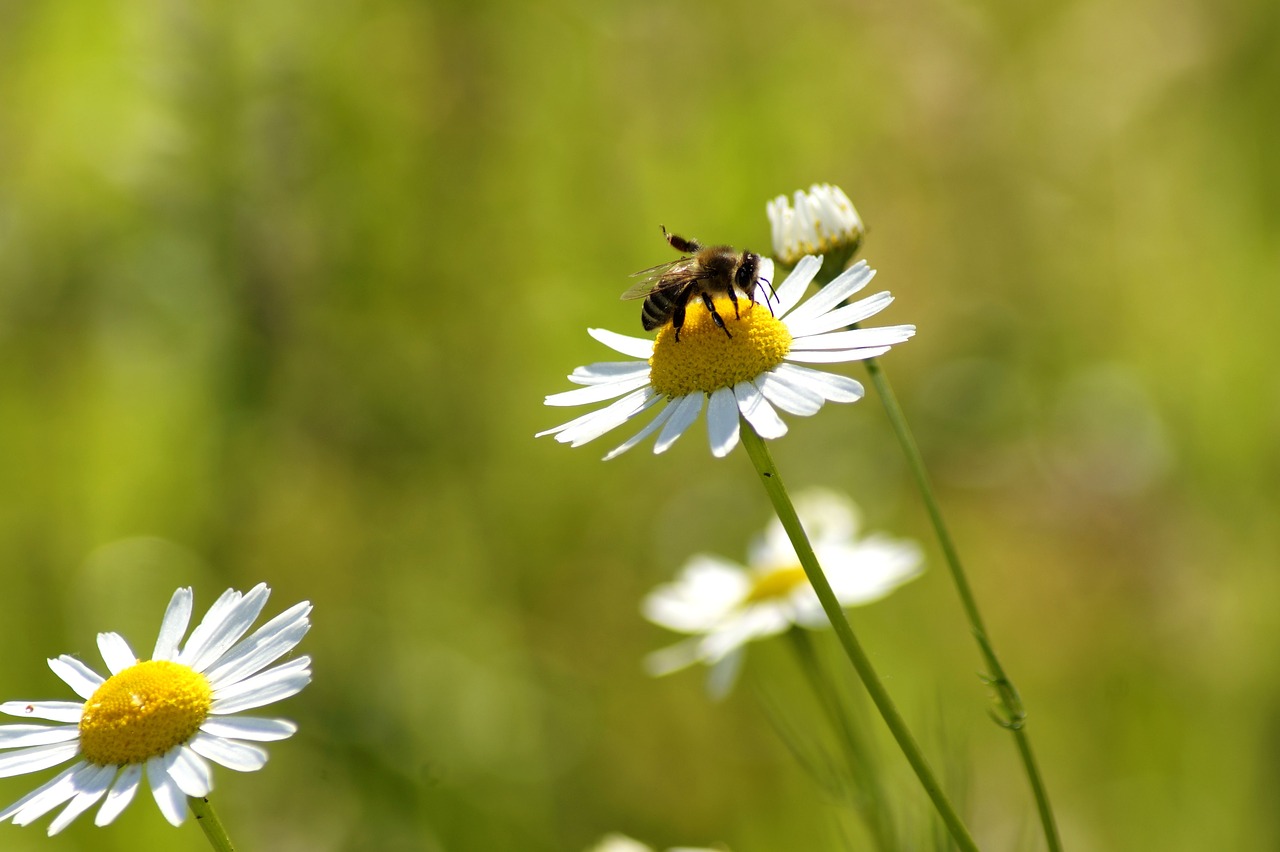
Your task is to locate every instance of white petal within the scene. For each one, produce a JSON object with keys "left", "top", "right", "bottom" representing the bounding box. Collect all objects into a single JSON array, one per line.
[
  {"left": 785, "top": 291, "right": 894, "bottom": 338},
  {"left": 175, "top": 588, "right": 242, "bottom": 666},
  {"left": 705, "top": 647, "right": 745, "bottom": 701},
  {"left": 0, "top": 740, "right": 80, "bottom": 779},
  {"left": 568, "top": 361, "right": 650, "bottom": 385},
  {"left": 601, "top": 398, "right": 677, "bottom": 460},
  {"left": 153, "top": 587, "right": 194, "bottom": 661},
  {"left": 643, "top": 639, "right": 706, "bottom": 677},
  {"left": 641, "top": 555, "right": 750, "bottom": 632},
  {"left": 210, "top": 656, "right": 311, "bottom": 715},
  {"left": 588, "top": 327, "right": 655, "bottom": 359},
  {"left": 756, "top": 370, "right": 824, "bottom": 416},
  {"left": 0, "top": 701, "right": 84, "bottom": 724},
  {"left": 46, "top": 763, "right": 116, "bottom": 835},
  {"left": 47, "top": 656, "right": 104, "bottom": 700},
  {"left": 789, "top": 324, "right": 915, "bottom": 350},
  {"left": 536, "top": 386, "right": 654, "bottom": 439},
  {"left": 94, "top": 762, "right": 142, "bottom": 826},
  {"left": 653, "top": 393, "right": 703, "bottom": 454},
  {"left": 182, "top": 584, "right": 272, "bottom": 673},
  {"left": 4, "top": 761, "right": 84, "bottom": 825},
  {"left": 782, "top": 260, "right": 873, "bottom": 325},
  {"left": 189, "top": 732, "right": 268, "bottom": 772},
  {"left": 543, "top": 372, "right": 652, "bottom": 406},
  {"left": 734, "top": 382, "right": 787, "bottom": 439},
  {"left": 784, "top": 346, "right": 890, "bottom": 363},
  {"left": 203, "top": 602, "right": 311, "bottom": 690},
  {"left": 773, "top": 255, "right": 821, "bottom": 315},
  {"left": 146, "top": 755, "right": 188, "bottom": 826},
  {"left": 200, "top": 716, "right": 297, "bottom": 742},
  {"left": 164, "top": 745, "right": 213, "bottom": 798},
  {"left": 773, "top": 363, "right": 865, "bottom": 403},
  {"left": 706, "top": 386, "right": 740, "bottom": 458},
  {"left": 96, "top": 633, "right": 137, "bottom": 676},
  {"left": 0, "top": 724, "right": 80, "bottom": 749},
  {"left": 546, "top": 388, "right": 660, "bottom": 446}
]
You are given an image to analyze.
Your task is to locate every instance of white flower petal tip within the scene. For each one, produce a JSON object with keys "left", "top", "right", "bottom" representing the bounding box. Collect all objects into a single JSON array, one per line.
[
  {"left": 641, "top": 490, "right": 923, "bottom": 695},
  {"left": 538, "top": 250, "right": 911, "bottom": 459},
  {"left": 768, "top": 183, "right": 866, "bottom": 267},
  {"left": 0, "top": 584, "right": 311, "bottom": 834}
]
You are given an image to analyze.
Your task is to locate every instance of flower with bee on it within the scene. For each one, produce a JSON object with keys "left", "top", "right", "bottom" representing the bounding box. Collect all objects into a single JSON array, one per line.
[{"left": 538, "top": 252, "right": 912, "bottom": 460}]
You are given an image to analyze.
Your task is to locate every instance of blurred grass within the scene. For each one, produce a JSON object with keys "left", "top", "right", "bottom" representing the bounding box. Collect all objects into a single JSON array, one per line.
[{"left": 1, "top": 0, "right": 1278, "bottom": 848}]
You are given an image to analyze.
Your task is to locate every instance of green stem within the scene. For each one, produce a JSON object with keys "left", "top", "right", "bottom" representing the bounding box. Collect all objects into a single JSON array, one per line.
[
  {"left": 788, "top": 628, "right": 897, "bottom": 852},
  {"left": 189, "top": 796, "right": 236, "bottom": 852},
  {"left": 739, "top": 423, "right": 980, "bottom": 852},
  {"left": 862, "top": 357, "right": 1063, "bottom": 852}
]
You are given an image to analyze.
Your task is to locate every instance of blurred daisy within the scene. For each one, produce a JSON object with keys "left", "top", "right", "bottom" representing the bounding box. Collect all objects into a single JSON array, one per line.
[
  {"left": 538, "top": 256, "right": 912, "bottom": 459},
  {"left": 0, "top": 583, "right": 311, "bottom": 835},
  {"left": 588, "top": 832, "right": 724, "bottom": 852},
  {"left": 767, "top": 183, "right": 864, "bottom": 269},
  {"left": 643, "top": 489, "right": 922, "bottom": 697}
]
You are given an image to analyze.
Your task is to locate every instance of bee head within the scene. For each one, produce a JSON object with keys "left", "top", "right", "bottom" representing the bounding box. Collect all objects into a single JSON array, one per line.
[{"left": 736, "top": 251, "right": 762, "bottom": 296}]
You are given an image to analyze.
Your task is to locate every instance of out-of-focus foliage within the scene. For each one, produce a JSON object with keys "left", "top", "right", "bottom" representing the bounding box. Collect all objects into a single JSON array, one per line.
[{"left": 1, "top": 0, "right": 1277, "bottom": 848}]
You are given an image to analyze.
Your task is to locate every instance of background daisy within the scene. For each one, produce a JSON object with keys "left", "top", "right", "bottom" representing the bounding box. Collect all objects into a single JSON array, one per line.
[{"left": 642, "top": 489, "right": 923, "bottom": 697}]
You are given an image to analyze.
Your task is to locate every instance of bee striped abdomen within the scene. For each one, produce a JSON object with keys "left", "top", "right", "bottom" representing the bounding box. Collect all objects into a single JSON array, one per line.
[{"left": 642, "top": 288, "right": 680, "bottom": 330}]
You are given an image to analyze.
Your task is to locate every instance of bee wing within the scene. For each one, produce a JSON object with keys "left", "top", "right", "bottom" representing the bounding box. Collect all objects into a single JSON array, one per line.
[{"left": 620, "top": 258, "right": 694, "bottom": 300}]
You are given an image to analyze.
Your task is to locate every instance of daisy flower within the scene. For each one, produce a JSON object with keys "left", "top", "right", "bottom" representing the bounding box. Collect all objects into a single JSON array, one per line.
[
  {"left": 767, "top": 183, "right": 865, "bottom": 269},
  {"left": 643, "top": 489, "right": 922, "bottom": 697},
  {"left": 0, "top": 583, "right": 311, "bottom": 835},
  {"left": 537, "top": 255, "right": 913, "bottom": 459},
  {"left": 588, "top": 833, "right": 723, "bottom": 852}
]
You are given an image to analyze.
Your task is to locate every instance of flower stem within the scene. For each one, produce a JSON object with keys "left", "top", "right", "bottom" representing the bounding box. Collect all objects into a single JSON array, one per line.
[
  {"left": 862, "top": 357, "right": 1063, "bottom": 852},
  {"left": 188, "top": 796, "right": 237, "bottom": 852},
  {"left": 739, "top": 422, "right": 980, "bottom": 852},
  {"left": 788, "top": 628, "right": 897, "bottom": 852}
]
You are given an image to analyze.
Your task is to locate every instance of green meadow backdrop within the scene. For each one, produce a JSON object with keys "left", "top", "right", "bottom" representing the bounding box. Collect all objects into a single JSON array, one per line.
[{"left": 1, "top": 0, "right": 1277, "bottom": 849}]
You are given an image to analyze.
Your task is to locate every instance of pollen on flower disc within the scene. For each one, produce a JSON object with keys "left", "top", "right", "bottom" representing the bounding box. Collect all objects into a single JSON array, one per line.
[
  {"left": 78, "top": 660, "right": 214, "bottom": 766},
  {"left": 648, "top": 297, "right": 792, "bottom": 398}
]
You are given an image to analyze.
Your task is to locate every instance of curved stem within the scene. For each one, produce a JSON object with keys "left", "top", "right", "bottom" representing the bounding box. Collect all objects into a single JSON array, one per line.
[
  {"left": 862, "top": 357, "right": 1062, "bottom": 852},
  {"left": 739, "top": 423, "right": 980, "bottom": 852},
  {"left": 189, "top": 796, "right": 236, "bottom": 852},
  {"left": 788, "top": 628, "right": 897, "bottom": 852}
]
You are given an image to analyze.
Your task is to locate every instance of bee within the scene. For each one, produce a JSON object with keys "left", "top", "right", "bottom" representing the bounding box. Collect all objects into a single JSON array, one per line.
[{"left": 621, "top": 226, "right": 773, "bottom": 341}]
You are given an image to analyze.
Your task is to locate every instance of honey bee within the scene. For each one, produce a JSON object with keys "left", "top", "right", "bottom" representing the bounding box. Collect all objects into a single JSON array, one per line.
[{"left": 621, "top": 226, "right": 773, "bottom": 341}]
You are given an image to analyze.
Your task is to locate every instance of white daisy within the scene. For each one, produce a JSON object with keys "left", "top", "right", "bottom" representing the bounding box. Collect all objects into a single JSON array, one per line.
[
  {"left": 642, "top": 489, "right": 922, "bottom": 697},
  {"left": 0, "top": 583, "right": 311, "bottom": 835},
  {"left": 537, "top": 256, "right": 912, "bottom": 459},
  {"left": 767, "top": 183, "right": 865, "bottom": 269},
  {"left": 588, "top": 833, "right": 723, "bottom": 852}
]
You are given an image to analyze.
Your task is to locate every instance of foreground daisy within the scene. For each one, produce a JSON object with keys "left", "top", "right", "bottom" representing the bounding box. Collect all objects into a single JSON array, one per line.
[
  {"left": 537, "top": 256, "right": 913, "bottom": 459},
  {"left": 767, "top": 183, "right": 864, "bottom": 269},
  {"left": 643, "top": 489, "right": 922, "bottom": 696},
  {"left": 0, "top": 583, "right": 311, "bottom": 835}
]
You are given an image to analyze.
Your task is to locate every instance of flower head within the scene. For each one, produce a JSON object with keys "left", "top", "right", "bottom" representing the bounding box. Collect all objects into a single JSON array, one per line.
[
  {"left": 642, "top": 489, "right": 922, "bottom": 697},
  {"left": 0, "top": 584, "right": 311, "bottom": 835},
  {"left": 588, "top": 833, "right": 723, "bottom": 852},
  {"left": 767, "top": 183, "right": 865, "bottom": 269},
  {"left": 537, "top": 256, "right": 913, "bottom": 459}
]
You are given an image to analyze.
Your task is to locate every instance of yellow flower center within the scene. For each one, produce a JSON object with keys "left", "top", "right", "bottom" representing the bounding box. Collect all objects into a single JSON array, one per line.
[
  {"left": 648, "top": 296, "right": 792, "bottom": 398},
  {"left": 78, "top": 660, "right": 214, "bottom": 766},
  {"left": 744, "top": 565, "right": 809, "bottom": 604}
]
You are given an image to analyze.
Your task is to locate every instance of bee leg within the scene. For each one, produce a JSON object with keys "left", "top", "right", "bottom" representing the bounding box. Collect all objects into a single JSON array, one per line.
[
  {"left": 672, "top": 300, "right": 686, "bottom": 342},
  {"left": 727, "top": 285, "right": 741, "bottom": 320},
  {"left": 701, "top": 291, "right": 732, "bottom": 339},
  {"left": 661, "top": 225, "right": 702, "bottom": 254}
]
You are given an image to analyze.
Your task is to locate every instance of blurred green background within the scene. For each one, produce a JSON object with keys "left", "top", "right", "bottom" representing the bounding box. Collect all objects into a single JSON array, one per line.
[{"left": 1, "top": 0, "right": 1278, "bottom": 848}]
